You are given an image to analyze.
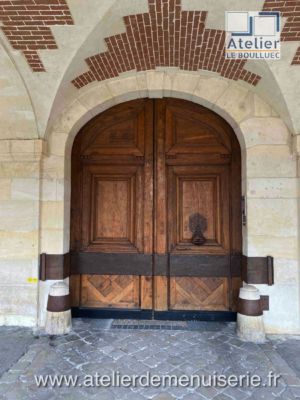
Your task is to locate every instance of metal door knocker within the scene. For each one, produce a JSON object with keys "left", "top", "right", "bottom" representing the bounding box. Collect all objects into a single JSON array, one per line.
[{"left": 189, "top": 213, "right": 207, "bottom": 246}]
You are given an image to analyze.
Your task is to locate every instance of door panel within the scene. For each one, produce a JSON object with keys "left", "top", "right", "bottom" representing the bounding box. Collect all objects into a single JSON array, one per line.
[
  {"left": 170, "top": 277, "right": 228, "bottom": 310},
  {"left": 81, "top": 275, "right": 140, "bottom": 309},
  {"left": 167, "top": 165, "right": 230, "bottom": 254},
  {"left": 71, "top": 99, "right": 154, "bottom": 310},
  {"left": 70, "top": 98, "right": 242, "bottom": 316},
  {"left": 81, "top": 164, "right": 143, "bottom": 252},
  {"left": 165, "top": 101, "right": 232, "bottom": 156}
]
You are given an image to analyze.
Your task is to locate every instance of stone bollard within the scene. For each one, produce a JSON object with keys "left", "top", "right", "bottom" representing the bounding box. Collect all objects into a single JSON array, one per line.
[
  {"left": 45, "top": 281, "right": 72, "bottom": 335},
  {"left": 237, "top": 284, "right": 266, "bottom": 343}
]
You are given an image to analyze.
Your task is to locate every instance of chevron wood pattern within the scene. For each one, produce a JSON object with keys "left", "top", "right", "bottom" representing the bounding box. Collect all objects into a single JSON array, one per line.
[
  {"left": 81, "top": 275, "right": 140, "bottom": 308},
  {"left": 170, "top": 277, "right": 229, "bottom": 310}
]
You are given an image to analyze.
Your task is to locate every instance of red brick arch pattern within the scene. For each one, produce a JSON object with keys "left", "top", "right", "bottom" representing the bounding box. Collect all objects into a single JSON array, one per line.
[
  {"left": 0, "top": 0, "right": 73, "bottom": 71},
  {"left": 71, "top": 0, "right": 261, "bottom": 89},
  {"left": 0, "top": 0, "right": 299, "bottom": 77},
  {"left": 263, "top": 0, "right": 300, "bottom": 65},
  {"left": 292, "top": 46, "right": 300, "bottom": 64}
]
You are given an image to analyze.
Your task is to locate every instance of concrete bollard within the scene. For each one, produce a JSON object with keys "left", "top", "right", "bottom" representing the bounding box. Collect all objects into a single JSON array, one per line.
[
  {"left": 45, "top": 281, "right": 72, "bottom": 335},
  {"left": 237, "top": 284, "right": 266, "bottom": 343}
]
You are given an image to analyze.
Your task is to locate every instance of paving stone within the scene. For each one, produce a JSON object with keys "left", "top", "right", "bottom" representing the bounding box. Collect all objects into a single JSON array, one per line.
[
  {"left": 181, "top": 392, "right": 205, "bottom": 399},
  {"left": 195, "top": 385, "right": 220, "bottom": 399},
  {"left": 213, "top": 394, "right": 235, "bottom": 400},
  {"left": 142, "top": 356, "right": 161, "bottom": 368},
  {"left": 175, "top": 363, "right": 200, "bottom": 375},
  {"left": 109, "top": 349, "right": 127, "bottom": 361},
  {"left": 263, "top": 351, "right": 295, "bottom": 375},
  {"left": 289, "top": 386, "right": 300, "bottom": 398},
  {"left": 0, "top": 321, "right": 299, "bottom": 399},
  {"left": 166, "top": 386, "right": 194, "bottom": 398},
  {"left": 278, "top": 387, "right": 297, "bottom": 400},
  {"left": 122, "top": 390, "right": 147, "bottom": 399},
  {"left": 283, "top": 375, "right": 300, "bottom": 386},
  {"left": 152, "top": 393, "right": 176, "bottom": 399},
  {"left": 276, "top": 340, "right": 300, "bottom": 377},
  {"left": 222, "top": 386, "right": 250, "bottom": 399},
  {"left": 154, "top": 361, "right": 177, "bottom": 374},
  {"left": 166, "top": 355, "right": 186, "bottom": 367},
  {"left": 0, "top": 383, "right": 11, "bottom": 397},
  {"left": 0, "top": 327, "right": 35, "bottom": 377},
  {"left": 247, "top": 386, "right": 278, "bottom": 399}
]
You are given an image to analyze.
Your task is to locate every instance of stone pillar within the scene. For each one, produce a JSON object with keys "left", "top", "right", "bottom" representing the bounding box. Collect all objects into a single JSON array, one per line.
[
  {"left": 241, "top": 116, "right": 299, "bottom": 334},
  {"left": 0, "top": 139, "right": 46, "bottom": 326},
  {"left": 237, "top": 284, "right": 265, "bottom": 343},
  {"left": 45, "top": 281, "right": 71, "bottom": 335}
]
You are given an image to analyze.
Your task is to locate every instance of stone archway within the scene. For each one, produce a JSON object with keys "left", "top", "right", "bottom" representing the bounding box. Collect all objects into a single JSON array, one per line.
[{"left": 39, "top": 70, "right": 299, "bottom": 333}]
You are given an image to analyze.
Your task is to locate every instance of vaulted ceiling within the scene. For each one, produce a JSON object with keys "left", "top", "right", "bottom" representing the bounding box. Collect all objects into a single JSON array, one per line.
[{"left": 0, "top": 0, "right": 299, "bottom": 137}]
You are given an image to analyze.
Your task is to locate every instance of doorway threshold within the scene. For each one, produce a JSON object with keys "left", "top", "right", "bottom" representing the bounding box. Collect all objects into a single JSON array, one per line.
[{"left": 72, "top": 307, "right": 236, "bottom": 322}]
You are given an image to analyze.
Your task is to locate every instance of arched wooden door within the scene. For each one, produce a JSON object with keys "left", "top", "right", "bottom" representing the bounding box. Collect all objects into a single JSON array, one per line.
[{"left": 70, "top": 98, "right": 242, "bottom": 319}]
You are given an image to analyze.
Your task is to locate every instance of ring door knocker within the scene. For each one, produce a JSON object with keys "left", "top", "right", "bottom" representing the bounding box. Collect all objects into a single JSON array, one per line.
[{"left": 189, "top": 213, "right": 207, "bottom": 246}]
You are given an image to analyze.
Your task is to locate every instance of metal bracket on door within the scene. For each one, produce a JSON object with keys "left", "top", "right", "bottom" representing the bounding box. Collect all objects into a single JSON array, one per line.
[{"left": 241, "top": 196, "right": 247, "bottom": 226}]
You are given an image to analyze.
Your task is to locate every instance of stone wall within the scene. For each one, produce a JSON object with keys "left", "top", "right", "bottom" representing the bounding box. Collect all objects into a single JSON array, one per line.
[
  {"left": 242, "top": 118, "right": 299, "bottom": 333},
  {"left": 0, "top": 139, "right": 46, "bottom": 327}
]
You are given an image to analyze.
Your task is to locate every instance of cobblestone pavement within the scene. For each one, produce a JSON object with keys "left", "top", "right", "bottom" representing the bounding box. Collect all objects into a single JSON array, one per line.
[{"left": 0, "top": 319, "right": 300, "bottom": 399}]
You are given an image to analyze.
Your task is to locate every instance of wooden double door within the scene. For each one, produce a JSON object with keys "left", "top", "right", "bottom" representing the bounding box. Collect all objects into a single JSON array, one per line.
[{"left": 70, "top": 98, "right": 242, "bottom": 318}]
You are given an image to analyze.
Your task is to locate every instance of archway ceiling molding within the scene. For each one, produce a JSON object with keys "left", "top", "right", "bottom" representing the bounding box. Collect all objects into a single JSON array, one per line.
[{"left": 0, "top": 0, "right": 299, "bottom": 137}]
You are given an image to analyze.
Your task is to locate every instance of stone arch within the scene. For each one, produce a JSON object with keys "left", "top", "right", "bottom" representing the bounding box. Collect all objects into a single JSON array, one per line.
[
  {"left": 50, "top": 71, "right": 252, "bottom": 151},
  {"left": 40, "top": 71, "right": 298, "bottom": 333},
  {"left": 45, "top": 70, "right": 292, "bottom": 245},
  {"left": 48, "top": 69, "right": 293, "bottom": 155},
  {"left": 44, "top": 70, "right": 293, "bottom": 239}
]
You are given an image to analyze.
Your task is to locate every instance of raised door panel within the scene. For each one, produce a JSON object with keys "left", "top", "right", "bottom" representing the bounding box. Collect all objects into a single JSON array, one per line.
[
  {"left": 181, "top": 179, "right": 215, "bottom": 242},
  {"left": 165, "top": 101, "right": 232, "bottom": 156},
  {"left": 95, "top": 179, "right": 129, "bottom": 240},
  {"left": 81, "top": 275, "right": 140, "bottom": 308},
  {"left": 168, "top": 165, "right": 230, "bottom": 254},
  {"left": 82, "top": 165, "right": 143, "bottom": 253},
  {"left": 90, "top": 119, "right": 138, "bottom": 148},
  {"left": 79, "top": 101, "right": 147, "bottom": 157},
  {"left": 170, "top": 277, "right": 228, "bottom": 310}
]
